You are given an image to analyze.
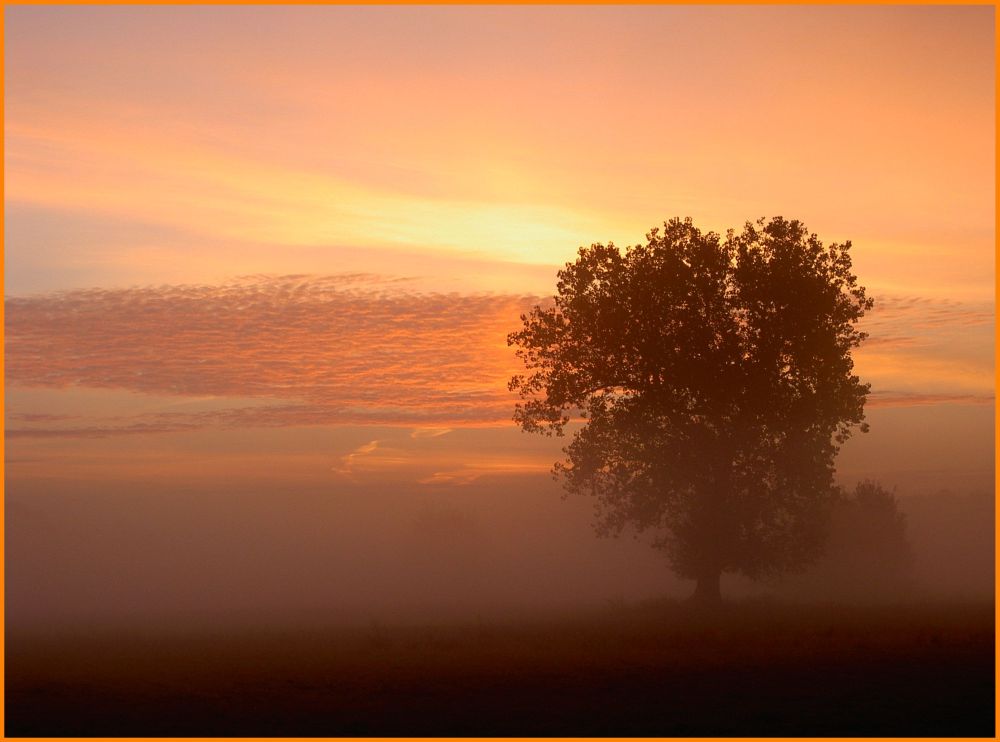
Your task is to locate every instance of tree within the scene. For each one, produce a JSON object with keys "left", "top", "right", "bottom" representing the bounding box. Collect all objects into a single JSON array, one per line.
[
  {"left": 775, "top": 480, "right": 913, "bottom": 601},
  {"left": 508, "top": 217, "right": 873, "bottom": 603}
]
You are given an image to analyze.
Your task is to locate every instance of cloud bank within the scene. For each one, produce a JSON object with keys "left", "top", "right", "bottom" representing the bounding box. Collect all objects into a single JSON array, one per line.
[
  {"left": 7, "top": 274, "right": 539, "bottom": 431},
  {"left": 6, "top": 275, "right": 991, "bottom": 437}
]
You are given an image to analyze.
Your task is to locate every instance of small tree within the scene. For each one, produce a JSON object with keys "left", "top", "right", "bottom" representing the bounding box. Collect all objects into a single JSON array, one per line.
[
  {"left": 508, "top": 217, "right": 872, "bottom": 603},
  {"left": 775, "top": 480, "right": 914, "bottom": 601}
]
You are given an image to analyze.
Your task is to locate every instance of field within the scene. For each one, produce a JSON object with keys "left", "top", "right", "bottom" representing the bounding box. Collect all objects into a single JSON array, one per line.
[{"left": 5, "top": 599, "right": 994, "bottom": 737}]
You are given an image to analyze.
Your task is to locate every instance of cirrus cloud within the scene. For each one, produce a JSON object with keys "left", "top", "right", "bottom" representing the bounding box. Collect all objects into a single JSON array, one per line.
[
  {"left": 5, "top": 275, "right": 991, "bottom": 438},
  {"left": 6, "top": 274, "right": 538, "bottom": 432}
]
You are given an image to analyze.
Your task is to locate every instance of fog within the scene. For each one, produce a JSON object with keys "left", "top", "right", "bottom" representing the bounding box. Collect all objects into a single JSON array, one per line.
[
  {"left": 6, "top": 471, "right": 993, "bottom": 636},
  {"left": 7, "top": 474, "right": 663, "bottom": 633},
  {"left": 6, "top": 407, "right": 994, "bottom": 737}
]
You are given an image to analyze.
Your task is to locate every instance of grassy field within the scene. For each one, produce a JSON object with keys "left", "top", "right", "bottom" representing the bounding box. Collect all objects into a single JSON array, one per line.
[{"left": 6, "top": 599, "right": 994, "bottom": 737}]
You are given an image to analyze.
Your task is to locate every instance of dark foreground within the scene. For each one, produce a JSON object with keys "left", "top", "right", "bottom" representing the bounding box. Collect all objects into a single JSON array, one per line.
[{"left": 6, "top": 600, "right": 994, "bottom": 737}]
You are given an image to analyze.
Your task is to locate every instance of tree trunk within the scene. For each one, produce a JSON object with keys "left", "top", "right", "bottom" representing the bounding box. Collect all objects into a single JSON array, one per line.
[{"left": 688, "top": 570, "right": 722, "bottom": 606}]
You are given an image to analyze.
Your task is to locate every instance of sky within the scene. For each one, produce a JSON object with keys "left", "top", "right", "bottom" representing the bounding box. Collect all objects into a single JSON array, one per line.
[{"left": 4, "top": 6, "right": 995, "bottom": 627}]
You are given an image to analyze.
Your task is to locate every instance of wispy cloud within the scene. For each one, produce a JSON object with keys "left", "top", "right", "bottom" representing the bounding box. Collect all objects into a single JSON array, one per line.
[
  {"left": 410, "top": 427, "right": 453, "bottom": 439},
  {"left": 331, "top": 439, "right": 381, "bottom": 480},
  {"left": 854, "top": 292, "right": 994, "bottom": 399},
  {"left": 418, "top": 461, "right": 553, "bottom": 486},
  {"left": 325, "top": 435, "right": 552, "bottom": 485},
  {"left": 867, "top": 391, "right": 994, "bottom": 408},
  {"left": 860, "top": 293, "right": 993, "bottom": 339},
  {"left": 6, "top": 421, "right": 202, "bottom": 439},
  {"left": 6, "top": 274, "right": 536, "bottom": 433},
  {"left": 6, "top": 276, "right": 991, "bottom": 439}
]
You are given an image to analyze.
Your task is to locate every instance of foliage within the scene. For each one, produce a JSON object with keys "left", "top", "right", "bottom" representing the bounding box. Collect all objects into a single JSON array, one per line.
[
  {"left": 508, "top": 217, "right": 872, "bottom": 588},
  {"left": 776, "top": 480, "right": 914, "bottom": 600}
]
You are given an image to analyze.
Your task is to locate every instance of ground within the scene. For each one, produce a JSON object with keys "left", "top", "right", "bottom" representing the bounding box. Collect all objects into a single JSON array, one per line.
[{"left": 5, "top": 599, "right": 994, "bottom": 736}]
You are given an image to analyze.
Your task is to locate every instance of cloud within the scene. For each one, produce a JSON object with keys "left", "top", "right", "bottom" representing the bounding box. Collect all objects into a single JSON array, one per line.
[
  {"left": 5, "top": 421, "right": 202, "bottom": 439},
  {"left": 6, "top": 274, "right": 539, "bottom": 432},
  {"left": 867, "top": 391, "right": 994, "bottom": 408},
  {"left": 324, "top": 434, "right": 554, "bottom": 485},
  {"left": 853, "top": 292, "right": 994, "bottom": 398},
  {"left": 7, "top": 412, "right": 81, "bottom": 423},
  {"left": 418, "top": 461, "right": 553, "bottom": 486},
  {"left": 860, "top": 293, "right": 994, "bottom": 338},
  {"left": 5, "top": 277, "right": 991, "bottom": 438},
  {"left": 5, "top": 111, "right": 603, "bottom": 267},
  {"left": 331, "top": 439, "right": 381, "bottom": 479},
  {"left": 410, "top": 427, "right": 453, "bottom": 439}
]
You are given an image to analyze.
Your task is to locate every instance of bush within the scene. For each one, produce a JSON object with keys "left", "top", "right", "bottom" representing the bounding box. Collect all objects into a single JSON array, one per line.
[{"left": 774, "top": 480, "right": 913, "bottom": 602}]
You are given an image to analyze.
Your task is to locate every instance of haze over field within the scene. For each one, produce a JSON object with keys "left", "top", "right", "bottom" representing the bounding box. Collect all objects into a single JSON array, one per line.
[{"left": 5, "top": 5, "right": 994, "bottom": 630}]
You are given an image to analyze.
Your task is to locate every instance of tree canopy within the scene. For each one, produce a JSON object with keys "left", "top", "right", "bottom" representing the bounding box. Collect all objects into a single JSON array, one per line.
[{"left": 508, "top": 217, "right": 873, "bottom": 601}]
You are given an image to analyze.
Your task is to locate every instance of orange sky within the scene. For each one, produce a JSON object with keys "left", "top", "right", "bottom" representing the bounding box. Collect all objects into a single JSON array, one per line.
[{"left": 4, "top": 5, "right": 995, "bottom": 498}]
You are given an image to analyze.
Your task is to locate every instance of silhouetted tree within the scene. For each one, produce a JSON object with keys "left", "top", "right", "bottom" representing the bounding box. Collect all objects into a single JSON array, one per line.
[{"left": 508, "top": 217, "right": 872, "bottom": 603}]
